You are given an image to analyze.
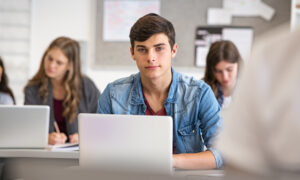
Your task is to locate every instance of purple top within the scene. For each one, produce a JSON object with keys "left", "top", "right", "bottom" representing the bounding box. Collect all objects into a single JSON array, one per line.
[{"left": 53, "top": 98, "right": 67, "bottom": 136}]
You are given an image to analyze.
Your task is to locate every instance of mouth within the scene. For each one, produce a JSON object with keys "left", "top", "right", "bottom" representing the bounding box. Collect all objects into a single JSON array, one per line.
[
  {"left": 46, "top": 69, "right": 54, "bottom": 74},
  {"left": 145, "top": 66, "right": 159, "bottom": 70}
]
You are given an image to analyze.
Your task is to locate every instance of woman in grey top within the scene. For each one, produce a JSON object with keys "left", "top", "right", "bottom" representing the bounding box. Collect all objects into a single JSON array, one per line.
[
  {"left": 0, "top": 57, "right": 15, "bottom": 105},
  {"left": 24, "top": 37, "right": 100, "bottom": 145}
]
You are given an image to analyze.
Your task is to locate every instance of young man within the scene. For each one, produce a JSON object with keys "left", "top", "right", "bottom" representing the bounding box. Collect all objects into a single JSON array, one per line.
[{"left": 97, "top": 13, "right": 223, "bottom": 169}]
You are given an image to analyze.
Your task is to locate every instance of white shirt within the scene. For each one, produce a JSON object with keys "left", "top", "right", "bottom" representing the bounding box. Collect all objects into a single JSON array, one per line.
[
  {"left": 222, "top": 96, "right": 232, "bottom": 109},
  {"left": 216, "top": 26, "right": 300, "bottom": 175},
  {"left": 0, "top": 92, "right": 14, "bottom": 105}
]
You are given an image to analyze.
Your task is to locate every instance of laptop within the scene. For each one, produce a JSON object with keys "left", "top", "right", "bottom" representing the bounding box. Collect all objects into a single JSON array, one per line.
[
  {"left": 0, "top": 105, "right": 50, "bottom": 149},
  {"left": 79, "top": 113, "right": 173, "bottom": 174}
]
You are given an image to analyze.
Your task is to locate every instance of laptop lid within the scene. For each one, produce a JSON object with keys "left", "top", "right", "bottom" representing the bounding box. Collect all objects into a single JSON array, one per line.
[
  {"left": 0, "top": 105, "right": 49, "bottom": 149},
  {"left": 79, "top": 113, "right": 173, "bottom": 174}
]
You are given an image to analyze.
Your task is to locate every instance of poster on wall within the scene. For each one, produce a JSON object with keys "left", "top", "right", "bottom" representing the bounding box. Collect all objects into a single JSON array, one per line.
[
  {"left": 195, "top": 26, "right": 254, "bottom": 67},
  {"left": 103, "top": 0, "right": 160, "bottom": 41}
]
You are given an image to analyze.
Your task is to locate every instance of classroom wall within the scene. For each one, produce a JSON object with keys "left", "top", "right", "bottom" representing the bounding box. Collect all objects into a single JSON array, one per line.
[
  {"left": 94, "top": 0, "right": 290, "bottom": 68},
  {"left": 0, "top": 0, "right": 30, "bottom": 104},
  {"left": 30, "top": 0, "right": 93, "bottom": 77},
  {"left": 1, "top": 0, "right": 292, "bottom": 104}
]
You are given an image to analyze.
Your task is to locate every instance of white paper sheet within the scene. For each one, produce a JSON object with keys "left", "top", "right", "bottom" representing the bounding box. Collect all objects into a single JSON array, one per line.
[
  {"left": 103, "top": 0, "right": 160, "bottom": 41},
  {"left": 222, "top": 28, "right": 254, "bottom": 60},
  {"left": 223, "top": 0, "right": 275, "bottom": 21},
  {"left": 207, "top": 8, "right": 232, "bottom": 25}
]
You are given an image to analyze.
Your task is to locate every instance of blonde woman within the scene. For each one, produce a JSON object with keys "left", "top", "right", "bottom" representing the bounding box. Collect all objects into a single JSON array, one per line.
[{"left": 24, "top": 37, "right": 100, "bottom": 145}]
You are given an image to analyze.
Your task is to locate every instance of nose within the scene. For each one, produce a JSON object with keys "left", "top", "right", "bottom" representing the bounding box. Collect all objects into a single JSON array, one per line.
[
  {"left": 147, "top": 49, "right": 156, "bottom": 62},
  {"left": 49, "top": 61, "right": 56, "bottom": 68},
  {"left": 222, "top": 71, "right": 229, "bottom": 81}
]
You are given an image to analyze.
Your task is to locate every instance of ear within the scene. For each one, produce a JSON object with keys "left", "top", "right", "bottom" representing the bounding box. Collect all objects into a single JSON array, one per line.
[
  {"left": 130, "top": 47, "right": 136, "bottom": 61},
  {"left": 171, "top": 43, "right": 178, "bottom": 58}
]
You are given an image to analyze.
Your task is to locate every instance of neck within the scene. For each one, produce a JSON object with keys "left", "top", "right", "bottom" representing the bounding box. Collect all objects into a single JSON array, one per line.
[
  {"left": 51, "top": 78, "right": 65, "bottom": 100},
  {"left": 222, "top": 85, "right": 234, "bottom": 97},
  {"left": 51, "top": 78, "right": 63, "bottom": 88},
  {"left": 141, "top": 71, "right": 172, "bottom": 99}
]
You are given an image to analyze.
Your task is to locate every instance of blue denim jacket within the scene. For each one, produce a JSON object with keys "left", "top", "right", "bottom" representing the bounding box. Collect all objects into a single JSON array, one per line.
[{"left": 97, "top": 68, "right": 223, "bottom": 168}]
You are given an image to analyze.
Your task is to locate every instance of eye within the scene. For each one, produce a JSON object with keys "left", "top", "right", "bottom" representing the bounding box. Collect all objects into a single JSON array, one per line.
[
  {"left": 214, "top": 69, "right": 221, "bottom": 74},
  {"left": 137, "top": 48, "right": 147, "bottom": 53},
  {"left": 47, "top": 56, "right": 53, "bottom": 62},
  {"left": 226, "top": 68, "right": 233, "bottom": 72},
  {"left": 155, "top": 46, "right": 163, "bottom": 51},
  {"left": 56, "top": 61, "right": 63, "bottom": 66}
]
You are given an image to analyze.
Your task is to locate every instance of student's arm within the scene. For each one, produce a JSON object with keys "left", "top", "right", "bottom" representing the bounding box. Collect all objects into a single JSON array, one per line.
[
  {"left": 173, "top": 151, "right": 216, "bottom": 169},
  {"left": 69, "top": 133, "right": 79, "bottom": 144},
  {"left": 198, "top": 85, "right": 223, "bottom": 169},
  {"left": 174, "top": 84, "right": 223, "bottom": 169},
  {"left": 48, "top": 132, "right": 67, "bottom": 145},
  {"left": 97, "top": 84, "right": 113, "bottom": 114},
  {"left": 173, "top": 85, "right": 223, "bottom": 169}
]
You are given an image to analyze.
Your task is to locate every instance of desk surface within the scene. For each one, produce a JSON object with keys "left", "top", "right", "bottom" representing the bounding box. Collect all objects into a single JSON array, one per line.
[
  {"left": 0, "top": 148, "right": 78, "bottom": 159},
  {"left": 0, "top": 149, "right": 224, "bottom": 178}
]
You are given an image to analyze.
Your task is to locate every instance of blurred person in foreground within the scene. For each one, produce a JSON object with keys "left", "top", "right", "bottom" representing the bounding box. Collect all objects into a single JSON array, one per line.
[{"left": 216, "top": 25, "right": 300, "bottom": 180}]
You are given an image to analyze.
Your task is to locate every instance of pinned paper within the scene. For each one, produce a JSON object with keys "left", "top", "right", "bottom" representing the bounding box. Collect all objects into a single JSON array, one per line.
[
  {"left": 207, "top": 8, "right": 232, "bottom": 25},
  {"left": 223, "top": 0, "right": 275, "bottom": 21}
]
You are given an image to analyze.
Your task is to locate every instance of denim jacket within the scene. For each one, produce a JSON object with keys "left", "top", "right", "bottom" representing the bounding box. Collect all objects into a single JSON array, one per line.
[{"left": 97, "top": 68, "right": 223, "bottom": 168}]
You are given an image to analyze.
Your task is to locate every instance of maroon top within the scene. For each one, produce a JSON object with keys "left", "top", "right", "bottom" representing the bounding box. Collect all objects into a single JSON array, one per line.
[
  {"left": 144, "top": 98, "right": 167, "bottom": 116},
  {"left": 53, "top": 98, "right": 67, "bottom": 136}
]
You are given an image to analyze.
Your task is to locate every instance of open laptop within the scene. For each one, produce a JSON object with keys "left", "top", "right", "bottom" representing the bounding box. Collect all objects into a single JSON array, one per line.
[
  {"left": 0, "top": 105, "right": 49, "bottom": 149},
  {"left": 79, "top": 113, "right": 173, "bottom": 175}
]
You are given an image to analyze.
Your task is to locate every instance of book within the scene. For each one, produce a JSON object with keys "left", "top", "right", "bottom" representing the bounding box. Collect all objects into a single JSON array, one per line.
[{"left": 47, "top": 143, "right": 79, "bottom": 152}]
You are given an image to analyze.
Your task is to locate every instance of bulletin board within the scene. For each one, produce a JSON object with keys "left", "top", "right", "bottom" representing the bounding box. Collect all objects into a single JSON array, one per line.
[
  {"left": 94, "top": 0, "right": 290, "bottom": 68},
  {"left": 195, "top": 26, "right": 254, "bottom": 67}
]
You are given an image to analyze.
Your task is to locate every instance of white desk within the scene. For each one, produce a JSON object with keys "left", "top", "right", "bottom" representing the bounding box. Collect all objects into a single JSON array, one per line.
[
  {"left": 0, "top": 149, "right": 79, "bottom": 180},
  {"left": 0, "top": 148, "right": 79, "bottom": 159},
  {"left": 0, "top": 149, "right": 224, "bottom": 180}
]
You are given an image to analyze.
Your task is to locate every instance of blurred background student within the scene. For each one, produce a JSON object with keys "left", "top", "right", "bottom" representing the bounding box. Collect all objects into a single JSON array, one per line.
[
  {"left": 203, "top": 40, "right": 242, "bottom": 108},
  {"left": 216, "top": 26, "right": 300, "bottom": 179},
  {"left": 24, "top": 36, "right": 100, "bottom": 145},
  {"left": 0, "top": 57, "right": 15, "bottom": 105}
]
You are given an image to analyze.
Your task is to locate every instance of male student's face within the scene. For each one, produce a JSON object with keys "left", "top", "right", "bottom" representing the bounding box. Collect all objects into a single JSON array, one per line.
[{"left": 131, "top": 33, "right": 177, "bottom": 80}]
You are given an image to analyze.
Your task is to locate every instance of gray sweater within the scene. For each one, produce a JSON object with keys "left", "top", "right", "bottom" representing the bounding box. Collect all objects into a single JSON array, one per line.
[{"left": 24, "top": 76, "right": 100, "bottom": 135}]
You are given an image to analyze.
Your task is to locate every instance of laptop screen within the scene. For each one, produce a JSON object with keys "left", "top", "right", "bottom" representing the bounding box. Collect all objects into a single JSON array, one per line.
[
  {"left": 79, "top": 113, "right": 173, "bottom": 174},
  {"left": 0, "top": 105, "right": 49, "bottom": 149}
]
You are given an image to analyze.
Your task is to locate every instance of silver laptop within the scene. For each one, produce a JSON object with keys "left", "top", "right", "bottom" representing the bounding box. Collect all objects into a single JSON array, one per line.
[
  {"left": 0, "top": 105, "right": 49, "bottom": 148},
  {"left": 79, "top": 113, "right": 173, "bottom": 174}
]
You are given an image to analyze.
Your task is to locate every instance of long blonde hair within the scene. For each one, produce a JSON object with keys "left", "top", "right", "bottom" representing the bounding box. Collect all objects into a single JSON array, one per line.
[{"left": 25, "top": 37, "right": 82, "bottom": 123}]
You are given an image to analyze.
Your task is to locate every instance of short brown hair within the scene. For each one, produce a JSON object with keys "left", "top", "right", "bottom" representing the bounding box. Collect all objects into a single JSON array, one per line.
[{"left": 129, "top": 13, "right": 175, "bottom": 53}]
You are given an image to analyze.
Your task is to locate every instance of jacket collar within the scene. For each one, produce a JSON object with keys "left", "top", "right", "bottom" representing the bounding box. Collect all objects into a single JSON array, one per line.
[{"left": 130, "top": 67, "right": 178, "bottom": 105}]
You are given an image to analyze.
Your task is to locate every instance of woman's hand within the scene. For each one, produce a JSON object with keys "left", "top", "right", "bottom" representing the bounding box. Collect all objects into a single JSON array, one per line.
[
  {"left": 48, "top": 132, "right": 67, "bottom": 145},
  {"left": 69, "top": 133, "right": 79, "bottom": 144}
]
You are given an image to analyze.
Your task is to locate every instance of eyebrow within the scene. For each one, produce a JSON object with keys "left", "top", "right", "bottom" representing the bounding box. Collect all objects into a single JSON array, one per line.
[
  {"left": 154, "top": 43, "right": 166, "bottom": 47},
  {"left": 136, "top": 43, "right": 167, "bottom": 48}
]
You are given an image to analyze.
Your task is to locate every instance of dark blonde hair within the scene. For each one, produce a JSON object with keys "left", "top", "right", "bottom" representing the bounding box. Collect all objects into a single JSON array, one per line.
[
  {"left": 203, "top": 40, "right": 242, "bottom": 97},
  {"left": 25, "top": 37, "right": 82, "bottom": 123},
  {"left": 0, "top": 57, "right": 16, "bottom": 104}
]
